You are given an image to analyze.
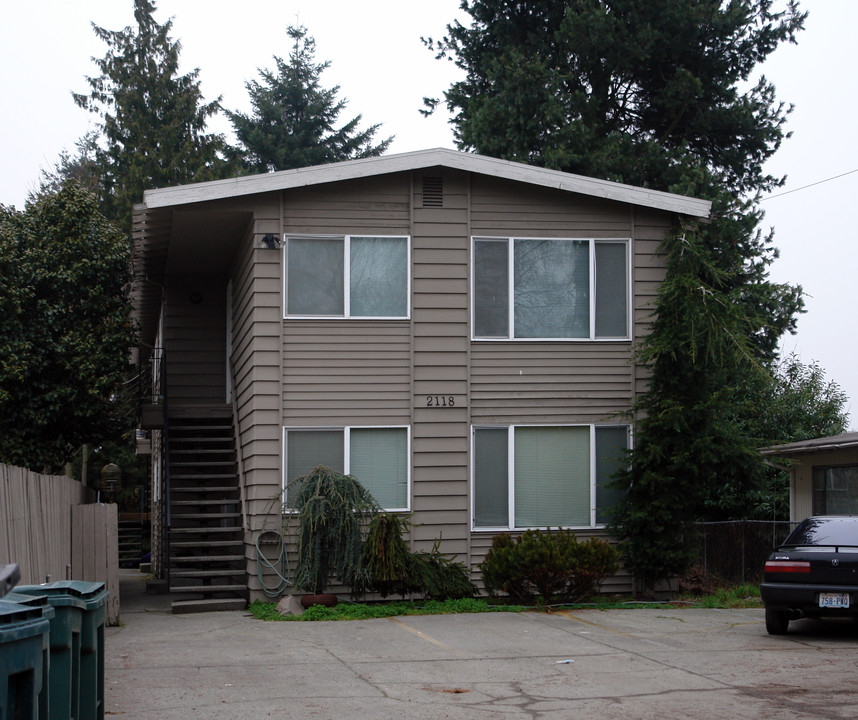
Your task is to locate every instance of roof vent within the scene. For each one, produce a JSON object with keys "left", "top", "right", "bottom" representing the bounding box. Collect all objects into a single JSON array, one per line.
[{"left": 422, "top": 176, "right": 444, "bottom": 207}]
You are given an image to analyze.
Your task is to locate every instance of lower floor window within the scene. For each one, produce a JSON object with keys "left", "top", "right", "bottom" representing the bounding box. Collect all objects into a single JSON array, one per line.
[
  {"left": 284, "top": 426, "right": 410, "bottom": 511},
  {"left": 813, "top": 465, "right": 858, "bottom": 515},
  {"left": 472, "top": 424, "right": 629, "bottom": 529}
]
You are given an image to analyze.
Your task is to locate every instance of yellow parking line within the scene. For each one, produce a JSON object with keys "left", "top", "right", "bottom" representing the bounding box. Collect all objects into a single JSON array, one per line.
[
  {"left": 387, "top": 617, "right": 463, "bottom": 653},
  {"left": 554, "top": 610, "right": 635, "bottom": 636}
]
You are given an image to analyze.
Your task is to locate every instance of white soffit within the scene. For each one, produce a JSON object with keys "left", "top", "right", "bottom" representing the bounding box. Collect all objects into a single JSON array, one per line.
[{"left": 142, "top": 147, "right": 711, "bottom": 218}]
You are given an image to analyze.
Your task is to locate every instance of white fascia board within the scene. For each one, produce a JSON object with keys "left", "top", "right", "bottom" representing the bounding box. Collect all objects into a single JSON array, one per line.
[{"left": 142, "top": 147, "right": 711, "bottom": 219}]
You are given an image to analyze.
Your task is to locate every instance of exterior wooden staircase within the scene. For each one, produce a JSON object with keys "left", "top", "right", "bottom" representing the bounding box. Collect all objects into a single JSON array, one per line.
[{"left": 166, "top": 408, "right": 246, "bottom": 613}]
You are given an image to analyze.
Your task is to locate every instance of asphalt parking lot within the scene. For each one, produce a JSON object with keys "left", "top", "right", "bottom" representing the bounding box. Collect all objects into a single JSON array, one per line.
[{"left": 106, "top": 570, "right": 858, "bottom": 719}]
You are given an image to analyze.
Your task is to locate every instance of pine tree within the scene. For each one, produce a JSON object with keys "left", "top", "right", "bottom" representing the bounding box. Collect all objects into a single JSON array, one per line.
[
  {"left": 425, "top": 0, "right": 817, "bottom": 583},
  {"left": 73, "top": 0, "right": 230, "bottom": 230},
  {"left": 226, "top": 25, "right": 393, "bottom": 173}
]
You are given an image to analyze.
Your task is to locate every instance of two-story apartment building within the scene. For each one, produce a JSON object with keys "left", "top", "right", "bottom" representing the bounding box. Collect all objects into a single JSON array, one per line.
[{"left": 132, "top": 148, "right": 711, "bottom": 612}]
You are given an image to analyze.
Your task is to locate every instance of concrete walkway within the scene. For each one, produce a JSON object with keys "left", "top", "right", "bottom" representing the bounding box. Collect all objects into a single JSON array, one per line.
[{"left": 106, "top": 569, "right": 858, "bottom": 719}]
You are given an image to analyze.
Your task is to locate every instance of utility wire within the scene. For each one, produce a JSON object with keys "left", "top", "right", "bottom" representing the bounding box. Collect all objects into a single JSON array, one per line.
[{"left": 762, "top": 168, "right": 858, "bottom": 201}]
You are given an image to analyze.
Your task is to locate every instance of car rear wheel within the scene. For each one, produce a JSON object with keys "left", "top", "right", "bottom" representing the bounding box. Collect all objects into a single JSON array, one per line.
[{"left": 765, "top": 608, "right": 789, "bottom": 635}]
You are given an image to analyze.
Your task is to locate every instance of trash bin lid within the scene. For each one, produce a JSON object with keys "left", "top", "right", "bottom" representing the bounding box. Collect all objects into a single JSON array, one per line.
[
  {"left": 0, "top": 602, "right": 51, "bottom": 642},
  {"left": 15, "top": 581, "right": 107, "bottom": 609},
  {"left": 2, "top": 592, "right": 56, "bottom": 621},
  {"left": 0, "top": 600, "right": 45, "bottom": 626}
]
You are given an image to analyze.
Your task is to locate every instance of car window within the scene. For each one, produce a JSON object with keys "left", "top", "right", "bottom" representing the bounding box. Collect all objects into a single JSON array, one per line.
[{"left": 782, "top": 517, "right": 858, "bottom": 547}]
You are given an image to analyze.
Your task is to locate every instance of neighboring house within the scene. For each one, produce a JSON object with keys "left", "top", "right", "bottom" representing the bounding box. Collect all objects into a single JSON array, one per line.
[
  {"left": 761, "top": 432, "right": 858, "bottom": 521},
  {"left": 132, "top": 148, "right": 711, "bottom": 612}
]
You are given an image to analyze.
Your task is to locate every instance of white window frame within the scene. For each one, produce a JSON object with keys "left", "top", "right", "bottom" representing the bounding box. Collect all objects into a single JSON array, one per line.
[
  {"left": 282, "top": 234, "right": 411, "bottom": 319},
  {"left": 471, "top": 236, "right": 632, "bottom": 341},
  {"left": 470, "top": 423, "right": 631, "bottom": 531},
  {"left": 282, "top": 425, "right": 411, "bottom": 512}
]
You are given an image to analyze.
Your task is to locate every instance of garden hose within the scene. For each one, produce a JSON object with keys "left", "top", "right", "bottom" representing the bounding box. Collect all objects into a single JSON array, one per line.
[{"left": 255, "top": 530, "right": 291, "bottom": 598}]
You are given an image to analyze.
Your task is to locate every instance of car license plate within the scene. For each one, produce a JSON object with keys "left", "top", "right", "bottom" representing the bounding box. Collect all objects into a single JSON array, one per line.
[{"left": 819, "top": 593, "right": 850, "bottom": 609}]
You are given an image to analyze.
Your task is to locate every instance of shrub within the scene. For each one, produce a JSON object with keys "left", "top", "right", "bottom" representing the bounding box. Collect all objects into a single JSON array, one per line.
[
  {"left": 410, "top": 538, "right": 477, "bottom": 600},
  {"left": 361, "top": 513, "right": 416, "bottom": 598},
  {"left": 480, "top": 529, "right": 620, "bottom": 604},
  {"left": 360, "top": 514, "right": 477, "bottom": 600}
]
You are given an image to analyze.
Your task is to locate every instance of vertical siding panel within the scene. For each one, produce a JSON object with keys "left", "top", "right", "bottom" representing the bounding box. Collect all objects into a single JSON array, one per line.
[
  {"left": 226, "top": 200, "right": 289, "bottom": 594},
  {"left": 411, "top": 170, "right": 471, "bottom": 558}
]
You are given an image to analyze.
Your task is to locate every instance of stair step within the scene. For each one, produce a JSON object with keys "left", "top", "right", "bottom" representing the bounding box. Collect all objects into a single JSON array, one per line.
[
  {"left": 171, "top": 449, "right": 235, "bottom": 457},
  {"left": 170, "top": 461, "right": 237, "bottom": 468},
  {"left": 170, "top": 424, "right": 232, "bottom": 432},
  {"left": 171, "top": 487, "right": 238, "bottom": 494},
  {"left": 170, "top": 540, "right": 243, "bottom": 549},
  {"left": 172, "top": 436, "right": 234, "bottom": 443},
  {"left": 171, "top": 598, "right": 246, "bottom": 614},
  {"left": 170, "top": 526, "right": 241, "bottom": 535},
  {"left": 169, "top": 583, "right": 246, "bottom": 594},
  {"left": 170, "top": 512, "right": 240, "bottom": 520},
  {"left": 171, "top": 499, "right": 238, "bottom": 506},
  {"left": 171, "top": 473, "right": 237, "bottom": 480},
  {"left": 171, "top": 569, "right": 244, "bottom": 578},
  {"left": 170, "top": 555, "right": 244, "bottom": 563}
]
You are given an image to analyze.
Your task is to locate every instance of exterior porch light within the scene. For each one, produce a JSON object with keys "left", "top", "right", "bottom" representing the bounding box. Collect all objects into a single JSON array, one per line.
[{"left": 261, "top": 233, "right": 282, "bottom": 249}]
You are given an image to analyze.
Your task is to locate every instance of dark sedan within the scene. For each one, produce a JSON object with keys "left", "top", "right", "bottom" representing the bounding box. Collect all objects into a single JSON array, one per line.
[{"left": 760, "top": 516, "right": 858, "bottom": 634}]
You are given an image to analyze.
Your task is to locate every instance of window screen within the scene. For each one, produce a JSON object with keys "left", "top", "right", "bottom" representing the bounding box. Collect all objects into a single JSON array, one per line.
[
  {"left": 595, "top": 242, "right": 628, "bottom": 338},
  {"left": 286, "top": 430, "right": 344, "bottom": 506},
  {"left": 473, "top": 428, "right": 510, "bottom": 527},
  {"left": 595, "top": 426, "right": 629, "bottom": 524},
  {"left": 514, "top": 426, "right": 590, "bottom": 527},
  {"left": 350, "top": 428, "right": 408, "bottom": 509},
  {"left": 350, "top": 237, "right": 408, "bottom": 317},
  {"left": 287, "top": 237, "right": 344, "bottom": 315}
]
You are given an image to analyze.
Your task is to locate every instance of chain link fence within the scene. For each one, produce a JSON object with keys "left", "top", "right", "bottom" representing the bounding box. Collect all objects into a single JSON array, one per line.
[{"left": 691, "top": 520, "right": 799, "bottom": 586}]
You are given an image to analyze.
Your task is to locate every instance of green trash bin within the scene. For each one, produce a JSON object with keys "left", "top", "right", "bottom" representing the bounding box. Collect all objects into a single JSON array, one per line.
[
  {"left": 2, "top": 593, "right": 55, "bottom": 720},
  {"left": 0, "top": 601, "right": 49, "bottom": 720},
  {"left": 16, "top": 581, "right": 107, "bottom": 720}
]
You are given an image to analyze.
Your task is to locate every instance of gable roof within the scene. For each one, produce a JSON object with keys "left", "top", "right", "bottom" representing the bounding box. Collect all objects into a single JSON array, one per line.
[
  {"left": 760, "top": 432, "right": 858, "bottom": 457},
  {"left": 140, "top": 147, "right": 712, "bottom": 218}
]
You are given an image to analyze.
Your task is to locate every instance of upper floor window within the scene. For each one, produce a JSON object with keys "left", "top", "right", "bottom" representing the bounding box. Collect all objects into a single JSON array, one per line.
[
  {"left": 472, "top": 237, "right": 630, "bottom": 340},
  {"left": 284, "top": 235, "right": 410, "bottom": 318}
]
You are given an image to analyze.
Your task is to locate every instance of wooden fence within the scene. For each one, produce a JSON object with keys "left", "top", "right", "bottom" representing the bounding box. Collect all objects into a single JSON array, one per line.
[{"left": 0, "top": 463, "right": 120, "bottom": 624}]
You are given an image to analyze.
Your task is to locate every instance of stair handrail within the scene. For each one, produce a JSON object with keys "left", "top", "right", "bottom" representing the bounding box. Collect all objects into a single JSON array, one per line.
[
  {"left": 153, "top": 346, "right": 171, "bottom": 589},
  {"left": 229, "top": 355, "right": 249, "bottom": 535}
]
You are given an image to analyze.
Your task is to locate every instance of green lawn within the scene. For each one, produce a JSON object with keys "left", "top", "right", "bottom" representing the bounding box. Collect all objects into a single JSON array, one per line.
[{"left": 247, "top": 584, "right": 762, "bottom": 621}]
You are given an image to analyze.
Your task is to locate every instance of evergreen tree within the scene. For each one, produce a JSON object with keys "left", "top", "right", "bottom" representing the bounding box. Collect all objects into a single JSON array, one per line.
[
  {"left": 73, "top": 0, "right": 231, "bottom": 231},
  {"left": 0, "top": 182, "right": 136, "bottom": 471},
  {"left": 426, "top": 0, "right": 818, "bottom": 583},
  {"left": 226, "top": 25, "right": 393, "bottom": 173},
  {"left": 424, "top": 0, "right": 804, "bottom": 196}
]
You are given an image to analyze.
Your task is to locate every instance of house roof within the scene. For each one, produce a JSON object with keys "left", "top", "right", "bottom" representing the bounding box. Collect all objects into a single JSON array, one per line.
[
  {"left": 760, "top": 432, "right": 858, "bottom": 457},
  {"left": 140, "top": 147, "right": 712, "bottom": 218}
]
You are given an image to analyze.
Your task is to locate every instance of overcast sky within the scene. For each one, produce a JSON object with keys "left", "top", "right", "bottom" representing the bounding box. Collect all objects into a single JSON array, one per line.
[{"left": 2, "top": 1, "right": 855, "bottom": 429}]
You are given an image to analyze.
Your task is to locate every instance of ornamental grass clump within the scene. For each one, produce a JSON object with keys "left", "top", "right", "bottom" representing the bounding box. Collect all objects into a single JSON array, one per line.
[{"left": 479, "top": 529, "right": 620, "bottom": 605}]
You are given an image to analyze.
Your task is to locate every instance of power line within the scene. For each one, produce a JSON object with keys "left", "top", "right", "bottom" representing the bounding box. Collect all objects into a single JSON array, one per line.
[{"left": 762, "top": 168, "right": 858, "bottom": 201}]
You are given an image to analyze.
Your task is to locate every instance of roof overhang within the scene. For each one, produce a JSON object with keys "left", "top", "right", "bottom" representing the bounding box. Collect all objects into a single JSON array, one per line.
[
  {"left": 141, "top": 147, "right": 712, "bottom": 219},
  {"left": 760, "top": 432, "right": 858, "bottom": 457}
]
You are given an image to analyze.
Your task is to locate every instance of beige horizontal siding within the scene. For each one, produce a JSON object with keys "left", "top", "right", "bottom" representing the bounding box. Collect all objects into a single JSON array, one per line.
[{"left": 165, "top": 274, "right": 227, "bottom": 405}]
